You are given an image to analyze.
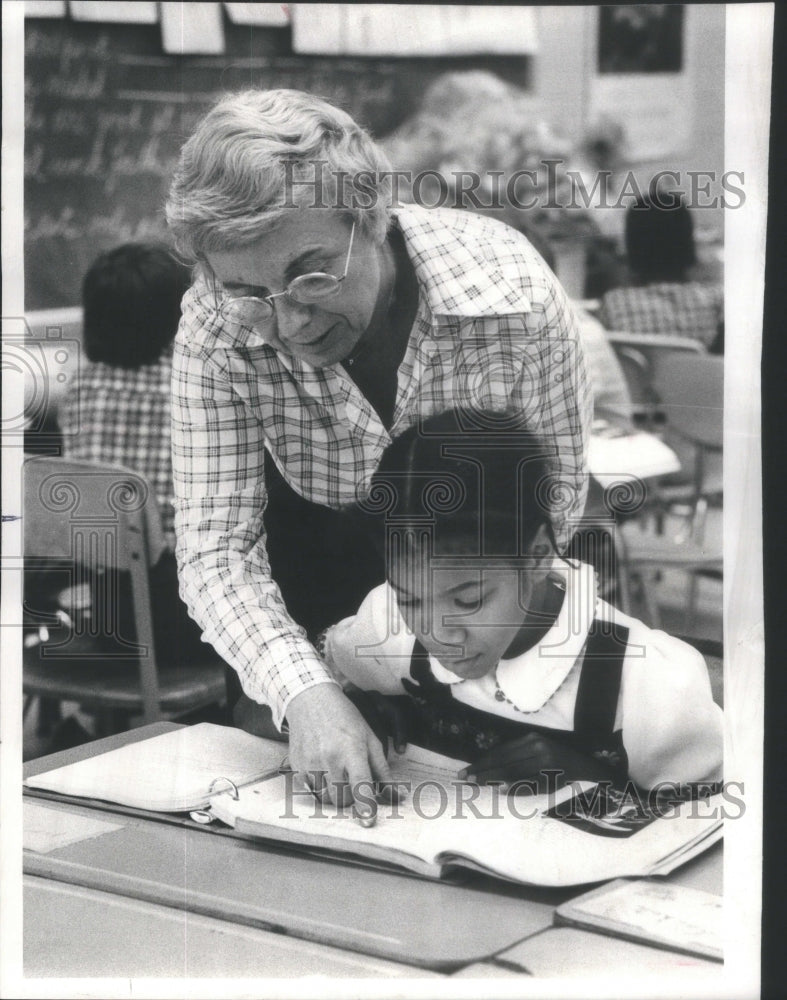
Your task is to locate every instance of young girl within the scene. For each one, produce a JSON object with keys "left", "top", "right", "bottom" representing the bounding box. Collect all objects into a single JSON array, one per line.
[{"left": 321, "top": 408, "right": 722, "bottom": 792}]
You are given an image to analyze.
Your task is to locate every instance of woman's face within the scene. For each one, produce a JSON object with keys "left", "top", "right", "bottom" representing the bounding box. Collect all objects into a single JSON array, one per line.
[{"left": 206, "top": 212, "right": 387, "bottom": 367}]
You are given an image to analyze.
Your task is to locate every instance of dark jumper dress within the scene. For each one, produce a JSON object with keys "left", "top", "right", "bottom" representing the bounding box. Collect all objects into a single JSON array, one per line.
[{"left": 397, "top": 620, "right": 631, "bottom": 782}]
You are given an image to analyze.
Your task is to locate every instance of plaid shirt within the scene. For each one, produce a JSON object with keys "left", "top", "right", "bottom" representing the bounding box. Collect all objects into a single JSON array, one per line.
[
  {"left": 598, "top": 282, "right": 723, "bottom": 348},
  {"left": 60, "top": 350, "right": 176, "bottom": 549},
  {"left": 172, "top": 205, "right": 591, "bottom": 727}
]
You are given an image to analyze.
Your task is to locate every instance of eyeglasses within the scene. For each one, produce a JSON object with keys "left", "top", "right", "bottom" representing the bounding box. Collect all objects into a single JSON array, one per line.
[{"left": 219, "top": 222, "right": 356, "bottom": 328}]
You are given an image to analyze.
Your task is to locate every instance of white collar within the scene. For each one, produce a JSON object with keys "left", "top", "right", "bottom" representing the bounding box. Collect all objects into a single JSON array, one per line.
[{"left": 430, "top": 561, "right": 597, "bottom": 712}]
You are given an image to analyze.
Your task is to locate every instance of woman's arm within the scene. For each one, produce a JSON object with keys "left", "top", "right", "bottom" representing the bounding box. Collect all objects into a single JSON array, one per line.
[
  {"left": 172, "top": 324, "right": 335, "bottom": 725},
  {"left": 172, "top": 303, "right": 394, "bottom": 803}
]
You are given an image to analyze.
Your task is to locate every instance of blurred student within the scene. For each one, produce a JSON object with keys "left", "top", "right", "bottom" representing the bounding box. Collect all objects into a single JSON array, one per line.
[
  {"left": 61, "top": 243, "right": 187, "bottom": 543},
  {"left": 598, "top": 194, "right": 723, "bottom": 350},
  {"left": 520, "top": 230, "right": 634, "bottom": 429},
  {"left": 321, "top": 408, "right": 722, "bottom": 792},
  {"left": 58, "top": 242, "right": 207, "bottom": 663}
]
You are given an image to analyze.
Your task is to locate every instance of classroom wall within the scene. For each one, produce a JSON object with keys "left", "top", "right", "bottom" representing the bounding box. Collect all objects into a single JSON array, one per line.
[{"left": 536, "top": 5, "right": 726, "bottom": 242}]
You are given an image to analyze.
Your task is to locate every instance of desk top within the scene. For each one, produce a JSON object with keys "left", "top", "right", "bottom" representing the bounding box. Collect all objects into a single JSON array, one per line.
[
  {"left": 24, "top": 875, "right": 438, "bottom": 980},
  {"left": 23, "top": 724, "right": 722, "bottom": 980}
]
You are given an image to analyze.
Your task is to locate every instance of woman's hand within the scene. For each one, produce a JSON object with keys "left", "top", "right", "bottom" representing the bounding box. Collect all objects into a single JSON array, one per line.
[
  {"left": 460, "top": 732, "right": 619, "bottom": 793},
  {"left": 285, "top": 683, "right": 396, "bottom": 810}
]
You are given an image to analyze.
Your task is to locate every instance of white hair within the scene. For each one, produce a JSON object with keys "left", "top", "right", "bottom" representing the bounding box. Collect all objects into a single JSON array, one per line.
[{"left": 166, "top": 89, "right": 393, "bottom": 261}]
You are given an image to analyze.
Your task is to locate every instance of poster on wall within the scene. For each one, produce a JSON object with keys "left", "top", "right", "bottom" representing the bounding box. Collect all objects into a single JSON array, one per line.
[
  {"left": 590, "top": 4, "right": 689, "bottom": 161},
  {"left": 589, "top": 73, "right": 690, "bottom": 161}
]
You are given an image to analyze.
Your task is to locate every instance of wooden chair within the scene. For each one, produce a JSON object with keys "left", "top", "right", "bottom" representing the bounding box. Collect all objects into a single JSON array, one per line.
[
  {"left": 615, "top": 352, "right": 723, "bottom": 632},
  {"left": 23, "top": 456, "right": 226, "bottom": 734}
]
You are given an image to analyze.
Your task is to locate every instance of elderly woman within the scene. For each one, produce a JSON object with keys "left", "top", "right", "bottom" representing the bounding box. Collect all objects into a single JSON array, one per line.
[{"left": 166, "top": 89, "right": 591, "bottom": 805}]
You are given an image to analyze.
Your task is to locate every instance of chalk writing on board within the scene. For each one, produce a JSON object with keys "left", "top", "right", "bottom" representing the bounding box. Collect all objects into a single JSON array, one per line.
[{"left": 26, "top": 27, "right": 112, "bottom": 61}]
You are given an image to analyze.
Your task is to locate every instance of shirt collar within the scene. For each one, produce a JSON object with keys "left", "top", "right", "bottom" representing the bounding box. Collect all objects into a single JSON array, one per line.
[
  {"left": 429, "top": 561, "right": 597, "bottom": 711},
  {"left": 392, "top": 205, "right": 532, "bottom": 320},
  {"left": 496, "top": 560, "right": 597, "bottom": 711}
]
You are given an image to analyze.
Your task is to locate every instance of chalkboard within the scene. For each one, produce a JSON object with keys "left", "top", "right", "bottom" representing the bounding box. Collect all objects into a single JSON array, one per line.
[{"left": 25, "top": 17, "right": 530, "bottom": 309}]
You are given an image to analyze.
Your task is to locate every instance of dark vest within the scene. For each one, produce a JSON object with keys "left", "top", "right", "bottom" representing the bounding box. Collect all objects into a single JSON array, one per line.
[{"left": 397, "top": 620, "right": 630, "bottom": 779}]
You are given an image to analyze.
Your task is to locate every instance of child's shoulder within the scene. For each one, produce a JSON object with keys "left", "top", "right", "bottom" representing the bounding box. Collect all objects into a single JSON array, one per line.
[
  {"left": 594, "top": 600, "right": 707, "bottom": 675},
  {"left": 594, "top": 602, "right": 716, "bottom": 722}
]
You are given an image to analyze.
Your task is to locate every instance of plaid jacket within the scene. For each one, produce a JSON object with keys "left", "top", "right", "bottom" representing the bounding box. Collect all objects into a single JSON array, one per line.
[
  {"left": 171, "top": 205, "right": 592, "bottom": 726},
  {"left": 60, "top": 350, "right": 176, "bottom": 549}
]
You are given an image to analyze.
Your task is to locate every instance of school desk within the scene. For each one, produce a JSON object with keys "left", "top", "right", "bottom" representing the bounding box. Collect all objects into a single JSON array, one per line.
[{"left": 23, "top": 723, "right": 722, "bottom": 979}]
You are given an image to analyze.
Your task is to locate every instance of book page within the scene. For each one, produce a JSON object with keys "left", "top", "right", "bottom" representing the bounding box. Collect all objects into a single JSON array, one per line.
[
  {"left": 211, "top": 763, "right": 647, "bottom": 884},
  {"left": 437, "top": 791, "right": 723, "bottom": 886},
  {"left": 25, "top": 725, "right": 284, "bottom": 812},
  {"left": 211, "top": 772, "right": 451, "bottom": 867}
]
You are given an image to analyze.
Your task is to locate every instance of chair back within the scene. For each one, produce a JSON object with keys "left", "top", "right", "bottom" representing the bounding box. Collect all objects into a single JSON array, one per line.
[
  {"left": 651, "top": 352, "right": 724, "bottom": 450},
  {"left": 651, "top": 351, "right": 724, "bottom": 538},
  {"left": 613, "top": 346, "right": 660, "bottom": 423},
  {"left": 606, "top": 333, "right": 704, "bottom": 429},
  {"left": 24, "top": 456, "right": 165, "bottom": 723}
]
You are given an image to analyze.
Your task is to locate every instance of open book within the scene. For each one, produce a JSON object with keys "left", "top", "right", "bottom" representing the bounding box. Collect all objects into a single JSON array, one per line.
[
  {"left": 24, "top": 723, "right": 285, "bottom": 812},
  {"left": 25, "top": 724, "right": 723, "bottom": 888}
]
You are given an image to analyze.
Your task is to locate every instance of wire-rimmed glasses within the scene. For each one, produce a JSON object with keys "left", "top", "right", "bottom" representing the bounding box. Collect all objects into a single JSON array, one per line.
[{"left": 219, "top": 222, "right": 356, "bottom": 329}]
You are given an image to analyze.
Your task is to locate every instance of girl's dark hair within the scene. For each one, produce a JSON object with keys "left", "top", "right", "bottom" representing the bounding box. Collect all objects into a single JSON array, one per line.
[
  {"left": 82, "top": 242, "right": 193, "bottom": 369},
  {"left": 625, "top": 194, "right": 696, "bottom": 283},
  {"left": 360, "top": 408, "right": 560, "bottom": 565}
]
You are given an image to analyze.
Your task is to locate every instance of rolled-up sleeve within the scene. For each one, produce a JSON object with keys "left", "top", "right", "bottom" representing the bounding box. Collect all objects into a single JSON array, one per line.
[{"left": 171, "top": 295, "right": 337, "bottom": 729}]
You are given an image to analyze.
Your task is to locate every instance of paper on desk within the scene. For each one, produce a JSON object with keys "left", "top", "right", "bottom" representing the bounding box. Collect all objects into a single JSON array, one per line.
[
  {"left": 24, "top": 800, "right": 122, "bottom": 854},
  {"left": 588, "top": 427, "right": 680, "bottom": 483},
  {"left": 387, "top": 744, "right": 468, "bottom": 784},
  {"left": 565, "top": 879, "right": 722, "bottom": 959}
]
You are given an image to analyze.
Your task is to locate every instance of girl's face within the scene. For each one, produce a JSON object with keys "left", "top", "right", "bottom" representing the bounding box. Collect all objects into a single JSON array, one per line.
[
  {"left": 205, "top": 211, "right": 388, "bottom": 368},
  {"left": 389, "top": 560, "right": 538, "bottom": 680}
]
